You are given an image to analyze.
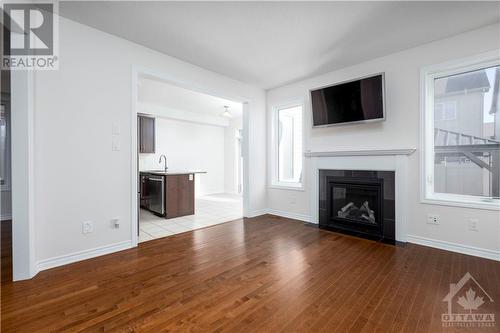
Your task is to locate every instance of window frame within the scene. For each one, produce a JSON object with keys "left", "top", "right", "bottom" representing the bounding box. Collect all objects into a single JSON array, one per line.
[
  {"left": 420, "top": 51, "right": 500, "bottom": 210},
  {"left": 270, "top": 101, "right": 305, "bottom": 191}
]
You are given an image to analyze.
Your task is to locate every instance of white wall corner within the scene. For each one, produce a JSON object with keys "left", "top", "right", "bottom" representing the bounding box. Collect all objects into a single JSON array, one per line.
[
  {"left": 245, "top": 208, "right": 312, "bottom": 223},
  {"left": 266, "top": 209, "right": 312, "bottom": 223},
  {"left": 11, "top": 67, "right": 36, "bottom": 281},
  {"left": 245, "top": 209, "right": 269, "bottom": 218}
]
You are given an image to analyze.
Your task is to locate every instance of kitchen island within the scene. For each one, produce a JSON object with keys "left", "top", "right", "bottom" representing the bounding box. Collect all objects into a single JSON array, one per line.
[{"left": 140, "top": 170, "right": 206, "bottom": 219}]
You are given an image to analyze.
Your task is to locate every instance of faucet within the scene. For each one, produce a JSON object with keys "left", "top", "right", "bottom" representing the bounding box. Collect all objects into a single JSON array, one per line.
[{"left": 159, "top": 155, "right": 168, "bottom": 173}]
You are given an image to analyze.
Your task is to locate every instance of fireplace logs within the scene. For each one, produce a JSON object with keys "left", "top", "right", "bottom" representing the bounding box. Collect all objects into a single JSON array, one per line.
[{"left": 337, "top": 200, "right": 376, "bottom": 224}]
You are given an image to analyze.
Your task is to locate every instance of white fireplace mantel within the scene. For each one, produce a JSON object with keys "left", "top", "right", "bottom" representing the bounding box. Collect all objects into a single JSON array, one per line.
[
  {"left": 308, "top": 148, "right": 416, "bottom": 243},
  {"left": 304, "top": 148, "right": 416, "bottom": 158}
]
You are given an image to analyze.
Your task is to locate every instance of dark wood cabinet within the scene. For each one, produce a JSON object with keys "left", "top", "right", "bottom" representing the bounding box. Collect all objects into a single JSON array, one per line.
[
  {"left": 165, "top": 174, "right": 195, "bottom": 219},
  {"left": 138, "top": 115, "right": 155, "bottom": 153},
  {"left": 139, "top": 172, "right": 196, "bottom": 219}
]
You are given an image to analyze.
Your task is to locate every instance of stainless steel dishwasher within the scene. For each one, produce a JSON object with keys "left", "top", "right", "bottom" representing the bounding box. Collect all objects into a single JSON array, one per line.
[{"left": 145, "top": 175, "right": 165, "bottom": 216}]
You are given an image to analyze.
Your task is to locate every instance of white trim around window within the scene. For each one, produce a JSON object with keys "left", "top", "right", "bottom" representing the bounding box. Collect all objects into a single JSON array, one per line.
[
  {"left": 269, "top": 100, "right": 305, "bottom": 191},
  {"left": 420, "top": 50, "right": 500, "bottom": 210}
]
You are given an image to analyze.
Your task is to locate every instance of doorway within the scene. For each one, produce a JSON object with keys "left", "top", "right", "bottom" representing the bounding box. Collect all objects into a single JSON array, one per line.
[
  {"left": 131, "top": 70, "right": 249, "bottom": 244},
  {"left": 1, "top": 65, "right": 12, "bottom": 283}
]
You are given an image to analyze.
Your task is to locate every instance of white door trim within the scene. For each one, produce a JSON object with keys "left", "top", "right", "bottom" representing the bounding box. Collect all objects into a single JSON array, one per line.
[{"left": 11, "top": 68, "right": 37, "bottom": 280}]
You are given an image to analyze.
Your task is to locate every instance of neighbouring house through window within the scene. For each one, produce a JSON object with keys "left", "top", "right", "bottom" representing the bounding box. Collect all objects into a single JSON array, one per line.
[
  {"left": 423, "top": 54, "right": 500, "bottom": 208},
  {"left": 434, "top": 101, "right": 457, "bottom": 121}
]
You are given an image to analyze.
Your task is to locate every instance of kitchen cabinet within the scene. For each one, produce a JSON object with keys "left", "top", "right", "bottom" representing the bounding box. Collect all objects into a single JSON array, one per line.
[
  {"left": 139, "top": 171, "right": 196, "bottom": 219},
  {"left": 138, "top": 115, "right": 155, "bottom": 153},
  {"left": 166, "top": 174, "right": 195, "bottom": 218}
]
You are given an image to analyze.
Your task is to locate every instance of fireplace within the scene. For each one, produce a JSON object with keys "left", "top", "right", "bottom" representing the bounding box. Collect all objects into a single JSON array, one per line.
[{"left": 319, "top": 170, "right": 395, "bottom": 243}]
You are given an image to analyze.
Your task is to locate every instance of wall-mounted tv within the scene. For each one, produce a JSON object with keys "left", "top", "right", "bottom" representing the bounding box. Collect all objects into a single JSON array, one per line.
[{"left": 310, "top": 73, "right": 385, "bottom": 127}]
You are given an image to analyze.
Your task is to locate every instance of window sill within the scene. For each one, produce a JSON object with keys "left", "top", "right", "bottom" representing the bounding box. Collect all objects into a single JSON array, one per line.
[
  {"left": 421, "top": 195, "right": 500, "bottom": 211},
  {"left": 268, "top": 183, "right": 305, "bottom": 192}
]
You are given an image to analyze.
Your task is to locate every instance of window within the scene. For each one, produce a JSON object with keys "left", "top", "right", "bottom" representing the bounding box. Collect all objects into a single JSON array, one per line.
[
  {"left": 434, "top": 101, "right": 457, "bottom": 121},
  {"left": 271, "top": 103, "right": 303, "bottom": 189},
  {"left": 422, "top": 53, "right": 500, "bottom": 209}
]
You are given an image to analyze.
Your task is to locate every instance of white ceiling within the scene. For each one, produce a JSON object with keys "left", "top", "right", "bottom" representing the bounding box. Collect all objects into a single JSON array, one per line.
[
  {"left": 138, "top": 76, "right": 243, "bottom": 117},
  {"left": 60, "top": 1, "right": 500, "bottom": 89}
]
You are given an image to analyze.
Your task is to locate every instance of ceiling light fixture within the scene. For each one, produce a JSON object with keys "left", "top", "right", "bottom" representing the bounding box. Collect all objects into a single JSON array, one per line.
[{"left": 221, "top": 105, "right": 232, "bottom": 118}]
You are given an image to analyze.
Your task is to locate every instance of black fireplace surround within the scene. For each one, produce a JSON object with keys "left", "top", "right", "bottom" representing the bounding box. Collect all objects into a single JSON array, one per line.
[{"left": 319, "top": 170, "right": 396, "bottom": 244}]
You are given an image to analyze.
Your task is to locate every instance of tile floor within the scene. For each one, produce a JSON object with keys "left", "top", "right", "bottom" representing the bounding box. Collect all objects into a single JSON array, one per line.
[{"left": 139, "top": 193, "right": 243, "bottom": 242}]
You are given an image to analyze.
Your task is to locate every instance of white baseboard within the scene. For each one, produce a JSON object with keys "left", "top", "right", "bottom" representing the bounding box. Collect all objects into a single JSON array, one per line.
[
  {"left": 1, "top": 213, "right": 12, "bottom": 221},
  {"left": 245, "top": 209, "right": 269, "bottom": 218},
  {"left": 266, "top": 209, "right": 313, "bottom": 223},
  {"left": 407, "top": 235, "right": 500, "bottom": 261},
  {"left": 36, "top": 240, "right": 132, "bottom": 273},
  {"left": 245, "top": 208, "right": 313, "bottom": 223}
]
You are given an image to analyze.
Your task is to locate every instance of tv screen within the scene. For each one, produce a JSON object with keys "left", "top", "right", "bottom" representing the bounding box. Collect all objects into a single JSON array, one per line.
[{"left": 310, "top": 74, "right": 385, "bottom": 127}]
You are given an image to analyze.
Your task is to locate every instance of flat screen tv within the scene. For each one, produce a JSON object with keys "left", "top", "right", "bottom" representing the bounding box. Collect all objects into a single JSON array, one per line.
[{"left": 310, "top": 74, "right": 385, "bottom": 127}]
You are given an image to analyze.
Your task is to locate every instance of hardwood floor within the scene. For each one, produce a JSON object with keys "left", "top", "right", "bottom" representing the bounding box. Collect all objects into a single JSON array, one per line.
[
  {"left": 1, "top": 216, "right": 499, "bottom": 332},
  {"left": 1, "top": 221, "right": 12, "bottom": 285}
]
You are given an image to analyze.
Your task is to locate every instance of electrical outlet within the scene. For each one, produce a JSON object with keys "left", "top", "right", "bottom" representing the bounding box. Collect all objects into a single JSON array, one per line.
[
  {"left": 82, "top": 221, "right": 94, "bottom": 234},
  {"left": 468, "top": 218, "right": 479, "bottom": 232},
  {"left": 427, "top": 214, "right": 440, "bottom": 225}
]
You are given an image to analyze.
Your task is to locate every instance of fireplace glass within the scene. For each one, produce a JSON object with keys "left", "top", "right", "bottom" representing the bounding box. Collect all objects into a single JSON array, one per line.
[{"left": 331, "top": 183, "right": 380, "bottom": 225}]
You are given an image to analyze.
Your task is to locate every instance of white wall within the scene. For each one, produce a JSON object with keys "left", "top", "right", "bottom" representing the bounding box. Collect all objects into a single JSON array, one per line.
[
  {"left": 267, "top": 24, "right": 500, "bottom": 255},
  {"left": 139, "top": 117, "right": 225, "bottom": 196},
  {"left": 224, "top": 116, "right": 243, "bottom": 194},
  {"left": 31, "top": 16, "right": 266, "bottom": 264}
]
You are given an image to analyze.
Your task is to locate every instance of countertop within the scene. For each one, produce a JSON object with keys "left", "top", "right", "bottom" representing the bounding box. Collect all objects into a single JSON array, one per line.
[{"left": 140, "top": 170, "right": 207, "bottom": 176}]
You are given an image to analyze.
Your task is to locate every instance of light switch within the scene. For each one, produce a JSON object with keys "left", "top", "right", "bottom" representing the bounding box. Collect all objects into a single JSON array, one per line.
[{"left": 112, "top": 123, "right": 121, "bottom": 135}]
